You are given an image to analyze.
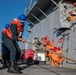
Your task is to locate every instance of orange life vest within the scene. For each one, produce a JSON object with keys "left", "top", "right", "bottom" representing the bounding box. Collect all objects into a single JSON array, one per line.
[
  {"left": 2, "top": 28, "right": 13, "bottom": 39},
  {"left": 46, "top": 41, "right": 54, "bottom": 57},
  {"left": 51, "top": 46, "right": 64, "bottom": 66},
  {"left": 2, "top": 19, "right": 24, "bottom": 40}
]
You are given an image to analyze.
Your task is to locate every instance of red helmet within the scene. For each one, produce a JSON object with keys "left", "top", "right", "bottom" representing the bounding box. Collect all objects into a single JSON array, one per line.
[{"left": 57, "top": 47, "right": 60, "bottom": 51}]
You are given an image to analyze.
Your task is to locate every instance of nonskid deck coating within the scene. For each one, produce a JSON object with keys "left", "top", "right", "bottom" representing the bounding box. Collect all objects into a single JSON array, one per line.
[{"left": 0, "top": 63, "right": 76, "bottom": 75}]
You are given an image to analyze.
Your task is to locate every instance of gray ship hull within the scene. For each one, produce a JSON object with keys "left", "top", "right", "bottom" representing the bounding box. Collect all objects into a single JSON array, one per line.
[{"left": 24, "top": 0, "right": 76, "bottom": 69}]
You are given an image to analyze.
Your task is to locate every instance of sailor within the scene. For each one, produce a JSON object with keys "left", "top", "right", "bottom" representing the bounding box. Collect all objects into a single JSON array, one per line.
[
  {"left": 2, "top": 14, "right": 26, "bottom": 74},
  {"left": 34, "top": 37, "right": 41, "bottom": 52},
  {"left": 1, "top": 24, "right": 10, "bottom": 68},
  {"left": 34, "top": 37, "right": 42, "bottom": 64}
]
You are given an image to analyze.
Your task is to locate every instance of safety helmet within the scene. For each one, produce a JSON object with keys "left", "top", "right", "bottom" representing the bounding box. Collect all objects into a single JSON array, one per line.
[
  {"left": 18, "top": 14, "right": 26, "bottom": 22},
  {"left": 5, "top": 24, "right": 10, "bottom": 29},
  {"left": 57, "top": 47, "right": 60, "bottom": 50}
]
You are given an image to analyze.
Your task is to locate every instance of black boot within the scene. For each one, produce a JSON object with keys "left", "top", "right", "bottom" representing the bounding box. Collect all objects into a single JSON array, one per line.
[
  {"left": 7, "top": 61, "right": 22, "bottom": 74},
  {"left": 6, "top": 59, "right": 10, "bottom": 67},
  {"left": 14, "top": 61, "right": 22, "bottom": 71},
  {"left": 2, "top": 59, "right": 8, "bottom": 68}
]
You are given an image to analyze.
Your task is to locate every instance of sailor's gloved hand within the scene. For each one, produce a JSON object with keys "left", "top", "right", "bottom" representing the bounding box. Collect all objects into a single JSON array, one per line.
[
  {"left": 18, "top": 38, "right": 25, "bottom": 43},
  {"left": 21, "top": 39, "right": 26, "bottom": 43}
]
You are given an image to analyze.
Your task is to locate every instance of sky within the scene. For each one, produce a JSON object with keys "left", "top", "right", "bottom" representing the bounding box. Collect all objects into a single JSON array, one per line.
[{"left": 0, "top": 0, "right": 31, "bottom": 50}]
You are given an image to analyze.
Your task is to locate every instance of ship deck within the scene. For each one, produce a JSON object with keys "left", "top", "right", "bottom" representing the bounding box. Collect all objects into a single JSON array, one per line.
[{"left": 0, "top": 61, "right": 76, "bottom": 75}]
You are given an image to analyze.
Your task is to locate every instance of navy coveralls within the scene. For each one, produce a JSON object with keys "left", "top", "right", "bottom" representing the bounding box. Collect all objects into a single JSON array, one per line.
[
  {"left": 2, "top": 24, "right": 21, "bottom": 61},
  {"left": 1, "top": 43, "right": 10, "bottom": 61}
]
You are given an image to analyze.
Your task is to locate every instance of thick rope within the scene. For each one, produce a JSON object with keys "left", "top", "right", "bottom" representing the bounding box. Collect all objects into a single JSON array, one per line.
[{"left": 25, "top": 40, "right": 76, "bottom": 63}]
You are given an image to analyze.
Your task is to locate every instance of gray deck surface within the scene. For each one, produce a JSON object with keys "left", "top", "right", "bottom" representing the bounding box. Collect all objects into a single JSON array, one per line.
[{"left": 0, "top": 63, "right": 76, "bottom": 75}]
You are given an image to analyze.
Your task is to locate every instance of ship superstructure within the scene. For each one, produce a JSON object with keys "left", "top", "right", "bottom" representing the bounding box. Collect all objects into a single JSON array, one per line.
[{"left": 24, "top": 0, "right": 76, "bottom": 69}]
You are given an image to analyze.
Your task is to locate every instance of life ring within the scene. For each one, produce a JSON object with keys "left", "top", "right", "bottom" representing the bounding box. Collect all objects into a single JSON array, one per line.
[{"left": 42, "top": 36, "right": 49, "bottom": 46}]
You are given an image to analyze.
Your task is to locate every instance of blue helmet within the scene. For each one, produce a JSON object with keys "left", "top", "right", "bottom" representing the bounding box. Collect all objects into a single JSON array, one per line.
[
  {"left": 18, "top": 14, "right": 26, "bottom": 22},
  {"left": 5, "top": 24, "right": 10, "bottom": 29}
]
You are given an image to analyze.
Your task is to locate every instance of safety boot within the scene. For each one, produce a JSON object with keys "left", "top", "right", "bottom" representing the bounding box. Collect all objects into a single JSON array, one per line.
[
  {"left": 14, "top": 61, "right": 22, "bottom": 71},
  {"left": 7, "top": 61, "right": 22, "bottom": 74},
  {"left": 2, "top": 59, "right": 8, "bottom": 68}
]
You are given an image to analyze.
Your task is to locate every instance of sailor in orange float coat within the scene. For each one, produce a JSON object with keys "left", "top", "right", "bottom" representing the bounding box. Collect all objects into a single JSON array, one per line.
[
  {"left": 44, "top": 37, "right": 64, "bottom": 66},
  {"left": 45, "top": 39, "right": 54, "bottom": 64},
  {"left": 41, "top": 36, "right": 54, "bottom": 64},
  {"left": 56, "top": 47, "right": 64, "bottom": 64},
  {"left": 46, "top": 39, "right": 54, "bottom": 57},
  {"left": 51, "top": 47, "right": 64, "bottom": 66}
]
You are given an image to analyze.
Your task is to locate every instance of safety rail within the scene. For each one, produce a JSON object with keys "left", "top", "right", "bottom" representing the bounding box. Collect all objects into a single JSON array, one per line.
[
  {"left": 25, "top": 0, "right": 38, "bottom": 16},
  {"left": 62, "top": 8, "right": 76, "bottom": 23},
  {"left": 61, "top": 4, "right": 73, "bottom": 16},
  {"left": 60, "top": 2, "right": 76, "bottom": 23}
]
